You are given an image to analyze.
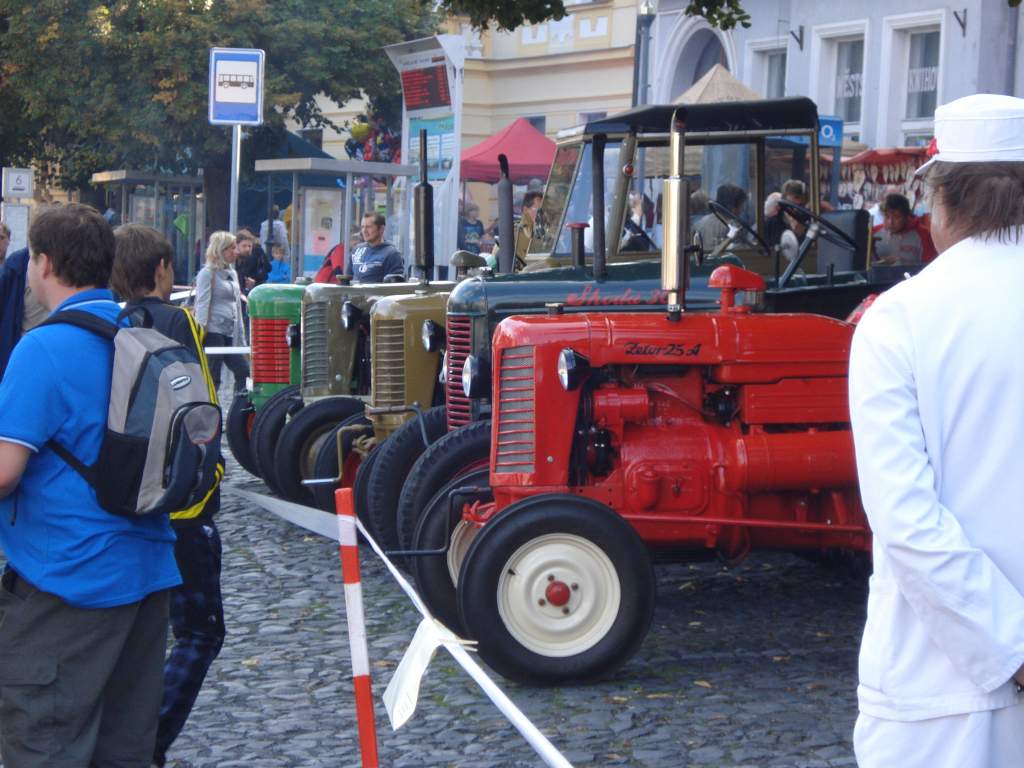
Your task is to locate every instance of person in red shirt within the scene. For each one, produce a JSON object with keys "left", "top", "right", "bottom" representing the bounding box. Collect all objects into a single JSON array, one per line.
[{"left": 872, "top": 193, "right": 937, "bottom": 265}]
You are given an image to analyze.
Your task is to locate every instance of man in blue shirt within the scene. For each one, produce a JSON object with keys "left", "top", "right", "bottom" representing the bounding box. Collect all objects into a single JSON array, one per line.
[
  {"left": 344, "top": 212, "right": 404, "bottom": 283},
  {"left": 0, "top": 204, "right": 180, "bottom": 767}
]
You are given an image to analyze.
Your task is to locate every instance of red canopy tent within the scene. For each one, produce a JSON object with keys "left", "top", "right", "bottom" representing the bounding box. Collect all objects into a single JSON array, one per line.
[{"left": 460, "top": 118, "right": 556, "bottom": 184}]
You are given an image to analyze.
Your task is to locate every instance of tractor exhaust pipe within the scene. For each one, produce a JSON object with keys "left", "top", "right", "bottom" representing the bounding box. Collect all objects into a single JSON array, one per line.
[
  {"left": 496, "top": 154, "right": 514, "bottom": 274},
  {"left": 661, "top": 112, "right": 690, "bottom": 321},
  {"left": 569, "top": 222, "right": 587, "bottom": 267},
  {"left": 592, "top": 134, "right": 607, "bottom": 280},
  {"left": 414, "top": 129, "right": 434, "bottom": 281}
]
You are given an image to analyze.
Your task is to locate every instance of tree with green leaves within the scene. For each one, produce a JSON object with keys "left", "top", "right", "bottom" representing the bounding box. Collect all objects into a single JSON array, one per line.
[{"left": 0, "top": 0, "right": 438, "bottom": 193}]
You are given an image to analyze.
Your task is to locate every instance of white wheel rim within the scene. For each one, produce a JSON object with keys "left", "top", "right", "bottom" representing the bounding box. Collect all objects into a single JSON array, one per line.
[
  {"left": 446, "top": 520, "right": 477, "bottom": 587},
  {"left": 496, "top": 533, "right": 621, "bottom": 657}
]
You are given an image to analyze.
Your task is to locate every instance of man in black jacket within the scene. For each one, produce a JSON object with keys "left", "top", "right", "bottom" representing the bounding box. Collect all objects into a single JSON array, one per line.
[{"left": 110, "top": 224, "right": 226, "bottom": 768}]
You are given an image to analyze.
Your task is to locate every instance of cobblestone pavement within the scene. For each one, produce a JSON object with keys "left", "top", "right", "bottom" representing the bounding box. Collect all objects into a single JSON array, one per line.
[{"left": 160, "top": 450, "right": 869, "bottom": 768}]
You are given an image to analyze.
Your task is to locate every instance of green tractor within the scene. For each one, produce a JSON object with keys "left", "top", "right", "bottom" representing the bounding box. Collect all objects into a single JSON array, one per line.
[{"left": 225, "top": 282, "right": 304, "bottom": 477}]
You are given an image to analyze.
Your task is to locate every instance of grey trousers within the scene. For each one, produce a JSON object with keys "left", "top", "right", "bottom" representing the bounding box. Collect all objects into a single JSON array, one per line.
[{"left": 0, "top": 570, "right": 170, "bottom": 767}]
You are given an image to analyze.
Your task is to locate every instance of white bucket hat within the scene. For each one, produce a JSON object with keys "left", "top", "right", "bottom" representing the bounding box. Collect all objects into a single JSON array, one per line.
[{"left": 916, "top": 93, "right": 1024, "bottom": 176}]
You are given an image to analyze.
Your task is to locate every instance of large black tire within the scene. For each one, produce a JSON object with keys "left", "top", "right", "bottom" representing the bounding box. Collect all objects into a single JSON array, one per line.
[
  {"left": 365, "top": 406, "right": 449, "bottom": 552},
  {"left": 397, "top": 419, "right": 492, "bottom": 551},
  {"left": 457, "top": 495, "right": 656, "bottom": 685},
  {"left": 250, "top": 385, "right": 303, "bottom": 495},
  {"left": 352, "top": 444, "right": 381, "bottom": 541},
  {"left": 225, "top": 391, "right": 260, "bottom": 477},
  {"left": 411, "top": 468, "right": 491, "bottom": 632},
  {"left": 311, "top": 413, "right": 373, "bottom": 513},
  {"left": 273, "top": 397, "right": 365, "bottom": 504}
]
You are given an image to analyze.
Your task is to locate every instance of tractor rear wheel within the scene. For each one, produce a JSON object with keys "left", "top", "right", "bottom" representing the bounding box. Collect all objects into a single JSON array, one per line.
[
  {"left": 250, "top": 385, "right": 302, "bottom": 494},
  {"left": 397, "top": 419, "right": 491, "bottom": 551},
  {"left": 352, "top": 444, "right": 381, "bottom": 541},
  {"left": 225, "top": 391, "right": 259, "bottom": 477},
  {"left": 311, "top": 414, "right": 373, "bottom": 513},
  {"left": 274, "top": 397, "right": 365, "bottom": 503},
  {"left": 410, "top": 468, "right": 490, "bottom": 632},
  {"left": 365, "top": 405, "right": 448, "bottom": 553},
  {"left": 457, "top": 495, "right": 655, "bottom": 685}
]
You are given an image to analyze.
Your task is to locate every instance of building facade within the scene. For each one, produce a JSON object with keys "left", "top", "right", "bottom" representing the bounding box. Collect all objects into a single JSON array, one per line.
[{"left": 647, "top": 0, "right": 1024, "bottom": 146}]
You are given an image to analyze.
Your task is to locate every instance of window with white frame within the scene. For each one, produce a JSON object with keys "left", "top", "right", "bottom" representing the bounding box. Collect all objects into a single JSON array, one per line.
[
  {"left": 834, "top": 38, "right": 864, "bottom": 124},
  {"left": 745, "top": 38, "right": 787, "bottom": 99},
  {"left": 765, "top": 50, "right": 787, "bottom": 98},
  {"left": 878, "top": 12, "right": 944, "bottom": 146},
  {"left": 810, "top": 20, "right": 869, "bottom": 139},
  {"left": 906, "top": 30, "right": 939, "bottom": 119}
]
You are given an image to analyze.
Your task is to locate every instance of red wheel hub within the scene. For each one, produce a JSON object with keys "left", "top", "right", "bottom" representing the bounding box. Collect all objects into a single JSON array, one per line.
[{"left": 545, "top": 580, "right": 571, "bottom": 607}]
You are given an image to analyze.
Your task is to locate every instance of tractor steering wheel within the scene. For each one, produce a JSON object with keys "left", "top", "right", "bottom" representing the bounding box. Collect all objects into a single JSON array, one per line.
[
  {"left": 775, "top": 199, "right": 859, "bottom": 289},
  {"left": 707, "top": 200, "right": 772, "bottom": 256},
  {"left": 776, "top": 200, "right": 858, "bottom": 250}
]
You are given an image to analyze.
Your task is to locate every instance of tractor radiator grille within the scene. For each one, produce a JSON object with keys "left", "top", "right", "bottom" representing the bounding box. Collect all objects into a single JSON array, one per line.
[
  {"left": 370, "top": 319, "right": 406, "bottom": 408},
  {"left": 301, "top": 301, "right": 330, "bottom": 390},
  {"left": 494, "top": 346, "right": 535, "bottom": 474},
  {"left": 445, "top": 314, "right": 473, "bottom": 430},
  {"left": 250, "top": 318, "right": 290, "bottom": 384}
]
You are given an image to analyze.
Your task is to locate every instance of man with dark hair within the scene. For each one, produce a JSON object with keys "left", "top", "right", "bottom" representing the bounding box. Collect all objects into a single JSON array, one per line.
[
  {"left": 344, "top": 212, "right": 404, "bottom": 283},
  {"left": 0, "top": 204, "right": 179, "bottom": 766},
  {"left": 872, "top": 192, "right": 936, "bottom": 265},
  {"left": 514, "top": 191, "right": 544, "bottom": 265},
  {"left": 111, "top": 224, "right": 226, "bottom": 768},
  {"left": 849, "top": 94, "right": 1024, "bottom": 767},
  {"left": 694, "top": 183, "right": 749, "bottom": 250},
  {"left": 234, "top": 228, "right": 268, "bottom": 292}
]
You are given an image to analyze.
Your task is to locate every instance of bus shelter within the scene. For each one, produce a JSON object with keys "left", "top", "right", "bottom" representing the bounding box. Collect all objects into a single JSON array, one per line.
[
  {"left": 253, "top": 157, "right": 417, "bottom": 278},
  {"left": 91, "top": 170, "right": 205, "bottom": 284}
]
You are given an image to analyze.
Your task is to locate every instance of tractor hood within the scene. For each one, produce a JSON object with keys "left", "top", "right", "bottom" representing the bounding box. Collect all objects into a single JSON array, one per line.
[{"left": 447, "top": 259, "right": 729, "bottom": 318}]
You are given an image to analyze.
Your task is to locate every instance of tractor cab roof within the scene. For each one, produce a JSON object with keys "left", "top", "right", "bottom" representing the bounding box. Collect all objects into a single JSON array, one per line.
[{"left": 557, "top": 97, "right": 819, "bottom": 141}]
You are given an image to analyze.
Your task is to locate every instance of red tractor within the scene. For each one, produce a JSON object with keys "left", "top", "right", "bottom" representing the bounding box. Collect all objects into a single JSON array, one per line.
[{"left": 409, "top": 113, "right": 873, "bottom": 686}]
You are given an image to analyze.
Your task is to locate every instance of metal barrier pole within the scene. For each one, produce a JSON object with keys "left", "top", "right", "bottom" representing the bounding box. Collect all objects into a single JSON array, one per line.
[{"left": 335, "top": 487, "right": 380, "bottom": 767}]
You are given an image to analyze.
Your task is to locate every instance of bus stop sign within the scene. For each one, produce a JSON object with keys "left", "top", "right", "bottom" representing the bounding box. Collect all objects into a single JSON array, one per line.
[{"left": 208, "top": 48, "right": 265, "bottom": 125}]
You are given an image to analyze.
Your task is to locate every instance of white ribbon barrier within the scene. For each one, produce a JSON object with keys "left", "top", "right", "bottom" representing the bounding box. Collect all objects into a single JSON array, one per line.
[
  {"left": 234, "top": 489, "right": 574, "bottom": 768},
  {"left": 204, "top": 346, "right": 251, "bottom": 356}
]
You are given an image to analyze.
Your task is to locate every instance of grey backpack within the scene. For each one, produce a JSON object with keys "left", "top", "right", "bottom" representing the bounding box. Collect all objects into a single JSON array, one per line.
[{"left": 41, "top": 309, "right": 222, "bottom": 517}]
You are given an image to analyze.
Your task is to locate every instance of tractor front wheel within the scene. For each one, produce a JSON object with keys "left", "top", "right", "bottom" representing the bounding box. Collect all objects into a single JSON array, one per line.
[
  {"left": 397, "top": 419, "right": 491, "bottom": 552},
  {"left": 311, "top": 414, "right": 373, "bottom": 512},
  {"left": 365, "top": 405, "right": 449, "bottom": 553},
  {"left": 225, "top": 391, "right": 259, "bottom": 477},
  {"left": 250, "top": 385, "right": 302, "bottom": 494},
  {"left": 457, "top": 495, "right": 655, "bottom": 685},
  {"left": 274, "top": 397, "right": 365, "bottom": 503},
  {"left": 410, "top": 468, "right": 490, "bottom": 632}
]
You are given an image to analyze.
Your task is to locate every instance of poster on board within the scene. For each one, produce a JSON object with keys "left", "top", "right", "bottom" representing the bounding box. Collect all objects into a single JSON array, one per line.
[
  {"left": 407, "top": 115, "right": 455, "bottom": 181},
  {"left": 302, "top": 188, "right": 343, "bottom": 276}
]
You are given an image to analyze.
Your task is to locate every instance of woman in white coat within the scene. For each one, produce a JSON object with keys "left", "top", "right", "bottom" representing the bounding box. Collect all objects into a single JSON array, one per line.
[
  {"left": 849, "top": 94, "right": 1024, "bottom": 767},
  {"left": 195, "top": 230, "right": 249, "bottom": 392}
]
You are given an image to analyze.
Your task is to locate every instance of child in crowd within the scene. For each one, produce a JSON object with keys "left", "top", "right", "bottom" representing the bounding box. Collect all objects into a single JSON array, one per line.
[{"left": 267, "top": 244, "right": 291, "bottom": 283}]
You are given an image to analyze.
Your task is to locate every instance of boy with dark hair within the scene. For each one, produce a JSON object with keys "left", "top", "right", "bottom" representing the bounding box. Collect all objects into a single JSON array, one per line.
[
  {"left": 0, "top": 204, "right": 180, "bottom": 767},
  {"left": 872, "top": 192, "right": 936, "bottom": 265},
  {"left": 111, "top": 224, "right": 226, "bottom": 768}
]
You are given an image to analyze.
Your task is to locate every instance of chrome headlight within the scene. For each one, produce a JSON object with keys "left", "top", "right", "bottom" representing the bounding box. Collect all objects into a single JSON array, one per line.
[
  {"left": 341, "top": 300, "right": 361, "bottom": 331},
  {"left": 461, "top": 354, "right": 488, "bottom": 398},
  {"left": 557, "top": 348, "right": 589, "bottom": 391},
  {"left": 421, "top": 319, "right": 445, "bottom": 352},
  {"left": 285, "top": 323, "right": 301, "bottom": 349}
]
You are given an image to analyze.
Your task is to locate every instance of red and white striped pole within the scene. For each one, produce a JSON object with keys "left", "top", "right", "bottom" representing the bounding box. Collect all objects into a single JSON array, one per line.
[{"left": 335, "top": 487, "right": 379, "bottom": 767}]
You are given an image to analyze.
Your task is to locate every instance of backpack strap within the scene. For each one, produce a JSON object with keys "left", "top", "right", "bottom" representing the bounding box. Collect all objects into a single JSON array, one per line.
[
  {"left": 38, "top": 309, "right": 119, "bottom": 339},
  {"left": 37, "top": 309, "right": 117, "bottom": 489}
]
